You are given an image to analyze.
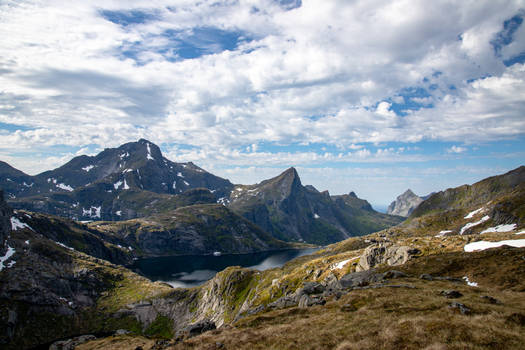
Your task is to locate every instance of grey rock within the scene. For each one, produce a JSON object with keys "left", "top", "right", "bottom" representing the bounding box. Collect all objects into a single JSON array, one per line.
[
  {"left": 49, "top": 335, "right": 96, "bottom": 350},
  {"left": 0, "top": 190, "right": 12, "bottom": 247},
  {"left": 419, "top": 274, "right": 433, "bottom": 281},
  {"left": 115, "top": 329, "right": 130, "bottom": 335},
  {"left": 298, "top": 295, "right": 326, "bottom": 308},
  {"left": 440, "top": 290, "right": 463, "bottom": 298},
  {"left": 185, "top": 320, "right": 216, "bottom": 338},
  {"left": 268, "top": 295, "right": 298, "bottom": 309},
  {"left": 339, "top": 270, "right": 383, "bottom": 289},
  {"left": 356, "top": 243, "right": 420, "bottom": 271},
  {"left": 382, "top": 270, "right": 408, "bottom": 279},
  {"left": 449, "top": 302, "right": 471, "bottom": 315},
  {"left": 301, "top": 282, "right": 325, "bottom": 295},
  {"left": 481, "top": 295, "right": 501, "bottom": 304}
]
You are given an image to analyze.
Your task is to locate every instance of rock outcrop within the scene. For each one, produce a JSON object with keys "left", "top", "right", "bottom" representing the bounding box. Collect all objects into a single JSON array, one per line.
[
  {"left": 356, "top": 243, "right": 420, "bottom": 271},
  {"left": 0, "top": 190, "right": 12, "bottom": 248}
]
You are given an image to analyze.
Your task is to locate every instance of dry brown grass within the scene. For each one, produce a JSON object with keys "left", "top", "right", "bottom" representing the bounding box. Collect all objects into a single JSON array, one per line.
[
  {"left": 165, "top": 274, "right": 525, "bottom": 350},
  {"left": 75, "top": 335, "right": 155, "bottom": 350},
  {"left": 158, "top": 245, "right": 525, "bottom": 350}
]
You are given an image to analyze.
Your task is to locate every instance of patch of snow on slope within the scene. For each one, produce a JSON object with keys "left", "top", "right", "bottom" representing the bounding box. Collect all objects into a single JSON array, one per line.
[
  {"left": 460, "top": 215, "right": 490, "bottom": 235},
  {"left": 183, "top": 180, "right": 190, "bottom": 186},
  {"left": 82, "top": 165, "right": 94, "bottom": 172},
  {"left": 115, "top": 211, "right": 121, "bottom": 216},
  {"left": 172, "top": 181, "right": 176, "bottom": 190},
  {"left": 177, "top": 172, "right": 184, "bottom": 177},
  {"left": 515, "top": 230, "right": 525, "bottom": 235},
  {"left": 464, "top": 208, "right": 484, "bottom": 219},
  {"left": 217, "top": 197, "right": 230, "bottom": 206},
  {"left": 464, "top": 239, "right": 525, "bottom": 252},
  {"left": 11, "top": 217, "right": 33, "bottom": 231},
  {"left": 463, "top": 276, "right": 478, "bottom": 287},
  {"left": 314, "top": 213, "right": 320, "bottom": 219},
  {"left": 146, "top": 143, "right": 154, "bottom": 160},
  {"left": 480, "top": 224, "right": 517, "bottom": 234},
  {"left": 331, "top": 258, "right": 351, "bottom": 270},
  {"left": 123, "top": 179, "right": 129, "bottom": 190},
  {"left": 56, "top": 183, "right": 74, "bottom": 192},
  {"left": 435, "top": 230, "right": 452, "bottom": 237},
  {"left": 114, "top": 180, "right": 123, "bottom": 190},
  {"left": 56, "top": 241, "right": 75, "bottom": 251},
  {"left": 0, "top": 246, "right": 16, "bottom": 272}
]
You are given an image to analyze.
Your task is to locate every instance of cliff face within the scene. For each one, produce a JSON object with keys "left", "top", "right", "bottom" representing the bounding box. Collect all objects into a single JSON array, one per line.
[
  {"left": 0, "top": 190, "right": 12, "bottom": 249},
  {"left": 227, "top": 168, "right": 402, "bottom": 244}
]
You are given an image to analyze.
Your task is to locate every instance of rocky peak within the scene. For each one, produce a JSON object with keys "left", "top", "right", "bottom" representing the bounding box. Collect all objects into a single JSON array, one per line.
[{"left": 387, "top": 189, "right": 424, "bottom": 217}]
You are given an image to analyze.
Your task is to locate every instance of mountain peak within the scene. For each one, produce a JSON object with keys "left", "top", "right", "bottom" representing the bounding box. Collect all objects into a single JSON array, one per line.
[
  {"left": 387, "top": 189, "right": 424, "bottom": 217},
  {"left": 403, "top": 189, "right": 416, "bottom": 196}
]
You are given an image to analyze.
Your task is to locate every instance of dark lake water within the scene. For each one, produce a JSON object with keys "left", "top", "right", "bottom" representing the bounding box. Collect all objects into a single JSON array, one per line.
[{"left": 132, "top": 248, "right": 318, "bottom": 288}]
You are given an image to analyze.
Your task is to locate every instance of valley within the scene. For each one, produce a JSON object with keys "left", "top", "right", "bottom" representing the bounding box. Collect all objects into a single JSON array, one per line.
[{"left": 0, "top": 143, "right": 524, "bottom": 349}]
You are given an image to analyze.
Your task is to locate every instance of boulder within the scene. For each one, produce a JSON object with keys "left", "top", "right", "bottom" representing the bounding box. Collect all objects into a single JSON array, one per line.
[
  {"left": 298, "top": 295, "right": 326, "bottom": 308},
  {"left": 339, "top": 270, "right": 383, "bottom": 289},
  {"left": 298, "top": 282, "right": 325, "bottom": 296},
  {"left": 49, "top": 335, "right": 96, "bottom": 350},
  {"left": 440, "top": 290, "right": 463, "bottom": 298},
  {"left": 185, "top": 320, "right": 216, "bottom": 338},
  {"left": 268, "top": 295, "right": 297, "bottom": 309},
  {"left": 356, "top": 243, "right": 420, "bottom": 271},
  {"left": 449, "top": 302, "right": 471, "bottom": 315}
]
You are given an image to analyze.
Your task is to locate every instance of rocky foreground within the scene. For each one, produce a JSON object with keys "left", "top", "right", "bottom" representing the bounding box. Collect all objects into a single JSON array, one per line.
[{"left": 1, "top": 166, "right": 525, "bottom": 349}]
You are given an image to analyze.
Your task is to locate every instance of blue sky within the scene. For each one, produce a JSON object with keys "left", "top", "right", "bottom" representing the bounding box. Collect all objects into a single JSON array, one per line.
[{"left": 0, "top": 0, "right": 524, "bottom": 206}]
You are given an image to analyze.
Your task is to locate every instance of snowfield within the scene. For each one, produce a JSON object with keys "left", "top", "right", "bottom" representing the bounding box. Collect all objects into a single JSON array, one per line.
[{"left": 464, "top": 239, "right": 525, "bottom": 252}]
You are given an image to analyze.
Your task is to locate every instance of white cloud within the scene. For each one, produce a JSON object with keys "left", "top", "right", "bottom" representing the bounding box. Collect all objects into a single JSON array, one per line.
[
  {"left": 447, "top": 145, "right": 467, "bottom": 154},
  {"left": 0, "top": 0, "right": 523, "bottom": 195}
]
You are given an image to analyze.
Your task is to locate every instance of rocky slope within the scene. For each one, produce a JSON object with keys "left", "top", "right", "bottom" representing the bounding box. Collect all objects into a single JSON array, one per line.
[
  {"left": 89, "top": 204, "right": 291, "bottom": 256},
  {"left": 387, "top": 189, "right": 424, "bottom": 217},
  {"left": 4, "top": 139, "right": 233, "bottom": 221},
  {"left": 0, "top": 192, "right": 173, "bottom": 349},
  {"left": 72, "top": 165, "right": 525, "bottom": 349},
  {"left": 2, "top": 166, "right": 525, "bottom": 349},
  {"left": 226, "top": 168, "right": 402, "bottom": 244}
]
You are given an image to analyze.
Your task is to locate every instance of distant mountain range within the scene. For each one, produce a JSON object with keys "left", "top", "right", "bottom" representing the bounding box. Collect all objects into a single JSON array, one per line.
[
  {"left": 0, "top": 139, "right": 402, "bottom": 246},
  {"left": 2, "top": 161, "right": 524, "bottom": 349}
]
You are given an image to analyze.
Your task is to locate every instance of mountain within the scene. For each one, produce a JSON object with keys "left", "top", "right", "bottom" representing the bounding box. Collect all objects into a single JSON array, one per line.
[
  {"left": 226, "top": 168, "right": 403, "bottom": 244},
  {"left": 2, "top": 166, "right": 525, "bottom": 349},
  {"left": 0, "top": 193, "right": 172, "bottom": 349},
  {"left": 0, "top": 141, "right": 402, "bottom": 245},
  {"left": 88, "top": 204, "right": 291, "bottom": 256},
  {"left": 387, "top": 189, "right": 424, "bottom": 217},
  {"left": 4, "top": 139, "right": 234, "bottom": 221}
]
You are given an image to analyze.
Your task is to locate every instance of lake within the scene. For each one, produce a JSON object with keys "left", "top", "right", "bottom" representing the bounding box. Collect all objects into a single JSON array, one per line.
[{"left": 132, "top": 248, "right": 318, "bottom": 288}]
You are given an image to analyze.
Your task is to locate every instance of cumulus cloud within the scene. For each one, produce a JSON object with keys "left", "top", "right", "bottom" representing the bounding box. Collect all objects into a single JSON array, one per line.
[{"left": 0, "top": 0, "right": 524, "bottom": 197}]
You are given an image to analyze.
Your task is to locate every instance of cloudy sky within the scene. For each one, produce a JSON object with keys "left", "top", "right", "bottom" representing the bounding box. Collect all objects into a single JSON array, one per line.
[{"left": 1, "top": 0, "right": 524, "bottom": 208}]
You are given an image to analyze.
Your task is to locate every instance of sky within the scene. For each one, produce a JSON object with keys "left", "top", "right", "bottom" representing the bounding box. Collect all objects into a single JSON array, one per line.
[{"left": 0, "top": 0, "right": 524, "bottom": 208}]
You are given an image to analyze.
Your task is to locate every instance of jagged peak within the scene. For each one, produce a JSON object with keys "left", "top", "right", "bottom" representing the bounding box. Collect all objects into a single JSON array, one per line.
[
  {"left": 348, "top": 191, "right": 357, "bottom": 198},
  {"left": 402, "top": 189, "right": 417, "bottom": 197}
]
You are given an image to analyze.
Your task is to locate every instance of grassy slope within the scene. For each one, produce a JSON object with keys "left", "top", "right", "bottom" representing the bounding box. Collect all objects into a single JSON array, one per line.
[{"left": 76, "top": 167, "right": 525, "bottom": 349}]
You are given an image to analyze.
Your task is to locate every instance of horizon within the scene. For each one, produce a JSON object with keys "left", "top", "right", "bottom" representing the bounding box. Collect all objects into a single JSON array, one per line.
[{"left": 1, "top": 1, "right": 524, "bottom": 206}]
